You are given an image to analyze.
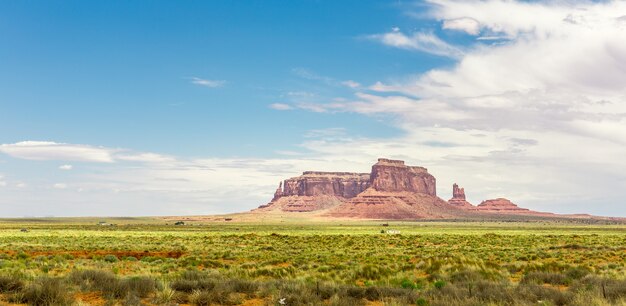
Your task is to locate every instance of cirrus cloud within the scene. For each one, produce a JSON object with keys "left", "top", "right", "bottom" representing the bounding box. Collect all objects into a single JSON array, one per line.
[
  {"left": 190, "top": 77, "right": 226, "bottom": 88},
  {"left": 368, "top": 28, "right": 464, "bottom": 58},
  {"left": 269, "top": 103, "right": 294, "bottom": 111},
  {"left": 0, "top": 141, "right": 177, "bottom": 164},
  {"left": 0, "top": 141, "right": 116, "bottom": 163}
]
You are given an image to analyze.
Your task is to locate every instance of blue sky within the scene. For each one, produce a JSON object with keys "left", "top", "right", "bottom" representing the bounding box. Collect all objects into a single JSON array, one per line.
[
  {"left": 1, "top": 1, "right": 448, "bottom": 157},
  {"left": 2, "top": 0, "right": 626, "bottom": 217}
]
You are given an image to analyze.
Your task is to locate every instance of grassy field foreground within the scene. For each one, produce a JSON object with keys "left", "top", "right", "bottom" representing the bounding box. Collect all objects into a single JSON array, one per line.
[{"left": 0, "top": 218, "right": 625, "bottom": 305}]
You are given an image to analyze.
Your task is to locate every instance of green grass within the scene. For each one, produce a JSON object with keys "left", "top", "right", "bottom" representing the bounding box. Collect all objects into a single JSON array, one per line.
[{"left": 0, "top": 219, "right": 625, "bottom": 305}]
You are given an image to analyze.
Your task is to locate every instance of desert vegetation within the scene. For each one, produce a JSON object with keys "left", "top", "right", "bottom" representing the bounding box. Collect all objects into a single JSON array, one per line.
[{"left": 0, "top": 220, "right": 625, "bottom": 305}]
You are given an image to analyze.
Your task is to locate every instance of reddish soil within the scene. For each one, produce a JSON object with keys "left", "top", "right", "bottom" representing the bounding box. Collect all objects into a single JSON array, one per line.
[
  {"left": 0, "top": 250, "right": 185, "bottom": 259},
  {"left": 74, "top": 292, "right": 107, "bottom": 305}
]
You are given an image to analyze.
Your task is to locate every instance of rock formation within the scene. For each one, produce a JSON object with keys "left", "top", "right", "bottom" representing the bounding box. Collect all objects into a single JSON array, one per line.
[
  {"left": 282, "top": 171, "right": 370, "bottom": 198},
  {"left": 271, "top": 182, "right": 283, "bottom": 202},
  {"left": 448, "top": 183, "right": 474, "bottom": 208},
  {"left": 475, "top": 198, "right": 533, "bottom": 213},
  {"left": 255, "top": 157, "right": 560, "bottom": 220},
  {"left": 257, "top": 171, "right": 370, "bottom": 212},
  {"left": 370, "top": 159, "right": 436, "bottom": 195},
  {"left": 327, "top": 159, "right": 452, "bottom": 219},
  {"left": 257, "top": 158, "right": 460, "bottom": 219}
]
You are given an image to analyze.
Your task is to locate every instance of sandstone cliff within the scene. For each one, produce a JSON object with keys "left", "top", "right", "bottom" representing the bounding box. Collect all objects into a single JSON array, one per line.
[
  {"left": 282, "top": 171, "right": 370, "bottom": 198},
  {"left": 370, "top": 159, "right": 436, "bottom": 195},
  {"left": 257, "top": 171, "right": 370, "bottom": 212},
  {"left": 326, "top": 159, "right": 451, "bottom": 219}
]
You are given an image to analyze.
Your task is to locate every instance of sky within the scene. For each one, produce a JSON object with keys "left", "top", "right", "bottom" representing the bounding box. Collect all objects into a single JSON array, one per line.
[{"left": 1, "top": 0, "right": 626, "bottom": 217}]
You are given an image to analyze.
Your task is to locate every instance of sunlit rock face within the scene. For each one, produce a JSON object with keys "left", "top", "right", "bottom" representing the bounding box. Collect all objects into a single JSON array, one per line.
[
  {"left": 369, "top": 158, "right": 436, "bottom": 196},
  {"left": 448, "top": 183, "right": 474, "bottom": 209},
  {"left": 281, "top": 171, "right": 371, "bottom": 198},
  {"left": 258, "top": 171, "right": 370, "bottom": 212}
]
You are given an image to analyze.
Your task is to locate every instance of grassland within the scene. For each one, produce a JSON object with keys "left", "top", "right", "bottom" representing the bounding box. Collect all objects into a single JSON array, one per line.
[{"left": 0, "top": 218, "right": 625, "bottom": 305}]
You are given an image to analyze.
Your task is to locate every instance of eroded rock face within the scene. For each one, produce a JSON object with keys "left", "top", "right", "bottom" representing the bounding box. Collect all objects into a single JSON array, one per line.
[
  {"left": 282, "top": 171, "right": 371, "bottom": 198},
  {"left": 448, "top": 183, "right": 474, "bottom": 208},
  {"left": 271, "top": 182, "right": 283, "bottom": 202},
  {"left": 326, "top": 159, "right": 445, "bottom": 219},
  {"left": 476, "top": 198, "right": 530, "bottom": 213},
  {"left": 257, "top": 171, "right": 370, "bottom": 212},
  {"left": 452, "top": 183, "right": 465, "bottom": 199},
  {"left": 370, "top": 159, "right": 436, "bottom": 196}
]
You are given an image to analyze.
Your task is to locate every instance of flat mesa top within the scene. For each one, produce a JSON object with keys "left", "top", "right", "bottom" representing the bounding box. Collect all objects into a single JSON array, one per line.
[
  {"left": 375, "top": 158, "right": 429, "bottom": 173},
  {"left": 300, "top": 171, "right": 370, "bottom": 177},
  {"left": 376, "top": 158, "right": 405, "bottom": 165}
]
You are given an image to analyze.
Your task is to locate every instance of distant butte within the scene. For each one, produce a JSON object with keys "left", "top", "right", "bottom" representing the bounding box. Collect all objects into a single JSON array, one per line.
[
  {"left": 252, "top": 158, "right": 615, "bottom": 221},
  {"left": 447, "top": 183, "right": 474, "bottom": 209},
  {"left": 476, "top": 198, "right": 532, "bottom": 213}
]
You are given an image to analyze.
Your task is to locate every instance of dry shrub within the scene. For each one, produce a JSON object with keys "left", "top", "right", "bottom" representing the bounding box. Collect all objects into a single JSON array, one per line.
[
  {"left": 21, "top": 277, "right": 73, "bottom": 306},
  {"left": 521, "top": 271, "right": 569, "bottom": 285},
  {"left": 0, "top": 275, "right": 24, "bottom": 293}
]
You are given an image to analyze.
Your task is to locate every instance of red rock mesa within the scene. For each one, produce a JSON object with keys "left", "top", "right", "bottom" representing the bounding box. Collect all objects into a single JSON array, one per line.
[{"left": 254, "top": 158, "right": 583, "bottom": 220}]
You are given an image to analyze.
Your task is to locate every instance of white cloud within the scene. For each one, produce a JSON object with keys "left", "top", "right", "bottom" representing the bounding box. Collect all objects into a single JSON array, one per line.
[
  {"left": 16, "top": 183, "right": 26, "bottom": 188},
  {"left": 0, "top": 141, "right": 116, "bottom": 163},
  {"left": 350, "top": 0, "right": 626, "bottom": 140},
  {"left": 369, "top": 30, "right": 464, "bottom": 58},
  {"left": 295, "top": 101, "right": 347, "bottom": 113},
  {"left": 269, "top": 103, "right": 293, "bottom": 111},
  {"left": 190, "top": 77, "right": 226, "bottom": 88},
  {"left": 442, "top": 17, "right": 481, "bottom": 35},
  {"left": 116, "top": 153, "right": 176, "bottom": 163},
  {"left": 292, "top": 68, "right": 335, "bottom": 84},
  {"left": 476, "top": 36, "right": 509, "bottom": 41},
  {"left": 427, "top": 0, "right": 587, "bottom": 39},
  {"left": 53, "top": 183, "right": 67, "bottom": 189},
  {"left": 274, "top": 150, "right": 303, "bottom": 156},
  {"left": 0, "top": 141, "right": 179, "bottom": 164},
  {"left": 342, "top": 80, "right": 361, "bottom": 88},
  {"left": 285, "top": 91, "right": 315, "bottom": 97},
  {"left": 59, "top": 164, "right": 73, "bottom": 170}
]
